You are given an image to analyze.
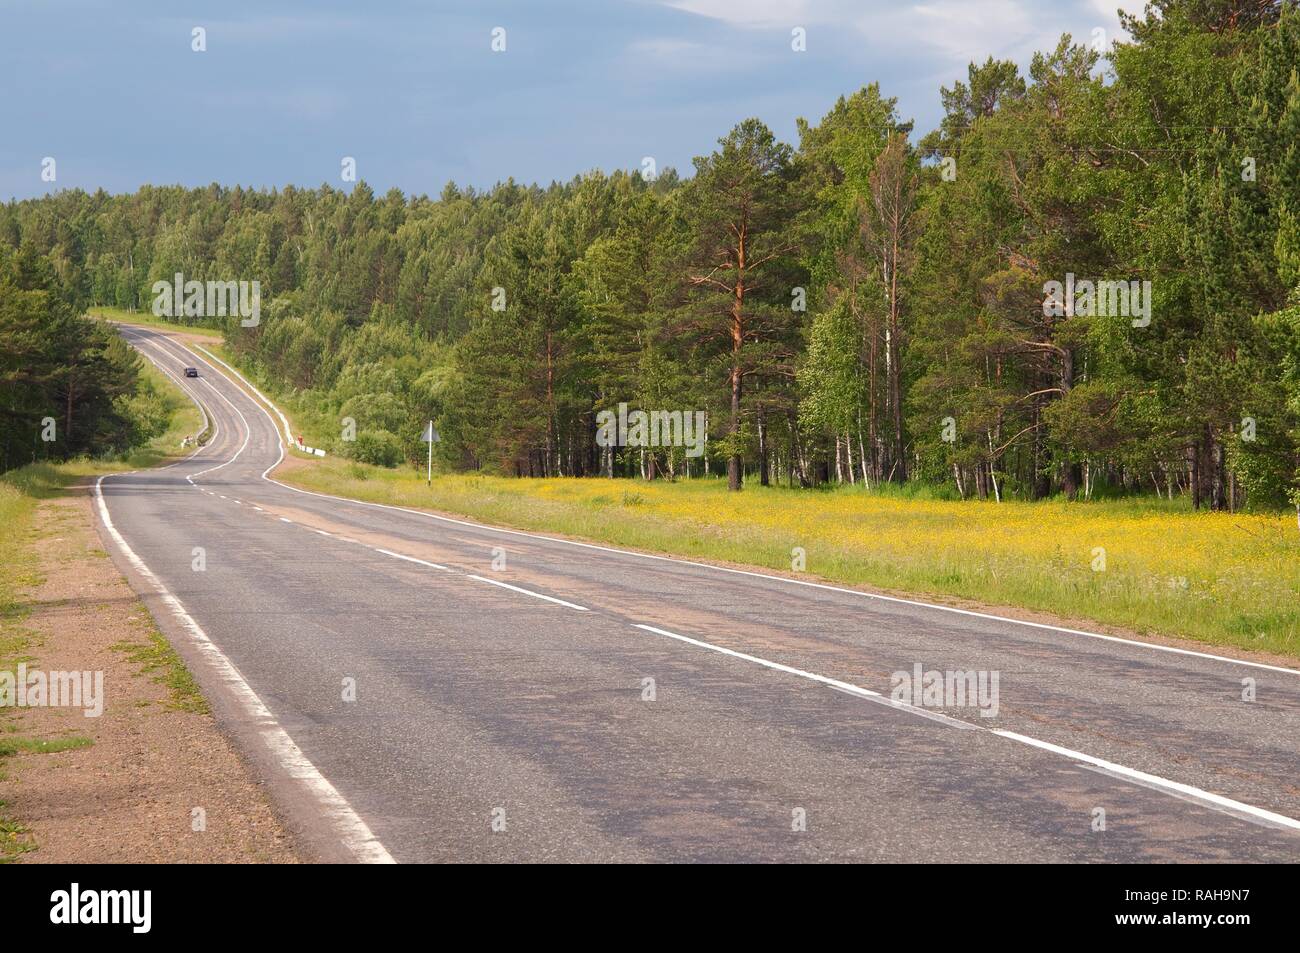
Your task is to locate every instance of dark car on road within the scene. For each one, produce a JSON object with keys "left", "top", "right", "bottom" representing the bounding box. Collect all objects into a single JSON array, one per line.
[{"left": 184, "top": 367, "right": 199, "bottom": 378}]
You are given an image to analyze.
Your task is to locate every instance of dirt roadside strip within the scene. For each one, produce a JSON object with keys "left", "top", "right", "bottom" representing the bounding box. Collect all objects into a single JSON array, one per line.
[{"left": 1, "top": 490, "right": 298, "bottom": 862}]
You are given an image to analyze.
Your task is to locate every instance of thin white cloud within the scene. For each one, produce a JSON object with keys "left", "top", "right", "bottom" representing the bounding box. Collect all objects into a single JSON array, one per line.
[
  {"left": 897, "top": 0, "right": 1048, "bottom": 61},
  {"left": 1085, "top": 0, "right": 1146, "bottom": 40},
  {"left": 663, "top": 0, "right": 822, "bottom": 29},
  {"left": 659, "top": 0, "right": 1142, "bottom": 57}
]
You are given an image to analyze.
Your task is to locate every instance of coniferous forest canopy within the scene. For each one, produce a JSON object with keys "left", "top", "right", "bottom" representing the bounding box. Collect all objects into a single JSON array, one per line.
[{"left": 4, "top": 1, "right": 1300, "bottom": 513}]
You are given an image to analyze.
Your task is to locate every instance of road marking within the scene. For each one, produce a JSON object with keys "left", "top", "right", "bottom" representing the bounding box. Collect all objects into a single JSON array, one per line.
[
  {"left": 189, "top": 380, "right": 251, "bottom": 481},
  {"left": 193, "top": 341, "right": 296, "bottom": 444},
  {"left": 634, "top": 623, "right": 879, "bottom": 697},
  {"left": 94, "top": 474, "right": 394, "bottom": 863},
  {"left": 118, "top": 330, "right": 213, "bottom": 460},
  {"left": 824, "top": 682, "right": 979, "bottom": 730},
  {"left": 120, "top": 325, "right": 1300, "bottom": 842},
  {"left": 994, "top": 729, "right": 1300, "bottom": 833},
  {"left": 173, "top": 347, "right": 1295, "bottom": 680},
  {"left": 146, "top": 328, "right": 1300, "bottom": 680},
  {"left": 374, "top": 548, "right": 450, "bottom": 571},
  {"left": 142, "top": 334, "right": 293, "bottom": 515},
  {"left": 468, "top": 574, "right": 589, "bottom": 611},
  {"left": 138, "top": 334, "right": 473, "bottom": 587},
  {"left": 633, "top": 621, "right": 1300, "bottom": 834}
]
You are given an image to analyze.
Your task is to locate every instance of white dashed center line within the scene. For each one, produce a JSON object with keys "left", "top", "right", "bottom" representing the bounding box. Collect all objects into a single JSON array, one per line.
[{"left": 468, "top": 574, "right": 588, "bottom": 611}]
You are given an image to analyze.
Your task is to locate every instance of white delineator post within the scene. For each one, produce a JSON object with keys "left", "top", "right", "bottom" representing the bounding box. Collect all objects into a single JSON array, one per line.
[{"left": 421, "top": 420, "right": 438, "bottom": 486}]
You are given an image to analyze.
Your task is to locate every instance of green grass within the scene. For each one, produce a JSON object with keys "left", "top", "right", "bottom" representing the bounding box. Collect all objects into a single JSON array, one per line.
[
  {"left": 7, "top": 364, "right": 204, "bottom": 494},
  {"left": 0, "top": 803, "right": 35, "bottom": 862},
  {"left": 0, "top": 351, "right": 209, "bottom": 860},
  {"left": 0, "top": 458, "right": 54, "bottom": 675},
  {"left": 101, "top": 312, "right": 1300, "bottom": 660},
  {"left": 104, "top": 315, "right": 334, "bottom": 457},
  {"left": 86, "top": 304, "right": 222, "bottom": 337},
  {"left": 0, "top": 738, "right": 93, "bottom": 862},
  {"left": 111, "top": 626, "right": 208, "bottom": 714},
  {"left": 277, "top": 456, "right": 1300, "bottom": 659},
  {"left": 0, "top": 736, "right": 93, "bottom": 758},
  {"left": 133, "top": 357, "right": 208, "bottom": 462},
  {"left": 0, "top": 359, "right": 204, "bottom": 659},
  {"left": 202, "top": 343, "right": 334, "bottom": 454}
]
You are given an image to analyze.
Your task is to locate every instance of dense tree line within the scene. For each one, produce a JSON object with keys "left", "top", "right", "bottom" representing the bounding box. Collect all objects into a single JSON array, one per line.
[
  {"left": 3, "top": 0, "right": 1298, "bottom": 511},
  {"left": 0, "top": 242, "right": 161, "bottom": 471}
]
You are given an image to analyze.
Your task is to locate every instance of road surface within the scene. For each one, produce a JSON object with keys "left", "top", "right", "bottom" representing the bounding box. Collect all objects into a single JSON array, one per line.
[{"left": 96, "top": 323, "right": 1300, "bottom": 862}]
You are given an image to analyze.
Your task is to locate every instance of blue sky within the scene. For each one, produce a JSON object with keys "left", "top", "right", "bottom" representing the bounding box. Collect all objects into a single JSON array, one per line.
[{"left": 0, "top": 0, "right": 1140, "bottom": 201}]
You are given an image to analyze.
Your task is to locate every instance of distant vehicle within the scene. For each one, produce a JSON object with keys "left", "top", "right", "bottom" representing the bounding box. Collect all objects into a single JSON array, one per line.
[{"left": 184, "top": 367, "right": 199, "bottom": 378}]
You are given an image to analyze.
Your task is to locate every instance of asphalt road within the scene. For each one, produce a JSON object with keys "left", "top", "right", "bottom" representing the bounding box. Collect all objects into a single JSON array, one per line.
[{"left": 96, "top": 323, "right": 1300, "bottom": 863}]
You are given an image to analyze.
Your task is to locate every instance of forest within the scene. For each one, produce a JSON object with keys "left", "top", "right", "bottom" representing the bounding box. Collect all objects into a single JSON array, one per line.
[
  {"left": 3, "top": 0, "right": 1298, "bottom": 511},
  {"left": 0, "top": 240, "right": 166, "bottom": 472}
]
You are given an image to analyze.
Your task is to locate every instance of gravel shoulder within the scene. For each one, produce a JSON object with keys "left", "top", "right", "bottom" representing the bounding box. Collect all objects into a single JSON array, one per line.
[{"left": 1, "top": 484, "right": 298, "bottom": 863}]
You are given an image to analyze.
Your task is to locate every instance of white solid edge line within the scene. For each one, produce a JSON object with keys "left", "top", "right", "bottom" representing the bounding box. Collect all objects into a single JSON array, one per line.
[
  {"left": 94, "top": 474, "right": 395, "bottom": 863},
  {"left": 117, "top": 331, "right": 217, "bottom": 468},
  {"left": 374, "top": 548, "right": 450, "bottom": 571},
  {"left": 137, "top": 340, "right": 469, "bottom": 588},
  {"left": 124, "top": 332, "right": 235, "bottom": 483},
  {"left": 181, "top": 333, "right": 1300, "bottom": 678},
  {"left": 634, "top": 623, "right": 1300, "bottom": 833},
  {"left": 148, "top": 340, "right": 465, "bottom": 585},
  {"left": 266, "top": 484, "right": 1300, "bottom": 677},
  {"left": 136, "top": 330, "right": 288, "bottom": 483},
  {"left": 123, "top": 325, "right": 1300, "bottom": 837},
  {"left": 132, "top": 324, "right": 1300, "bottom": 679},
  {"left": 122, "top": 333, "right": 211, "bottom": 456},
  {"left": 193, "top": 341, "right": 295, "bottom": 444},
  {"left": 188, "top": 379, "right": 251, "bottom": 480},
  {"left": 468, "top": 574, "right": 589, "bottom": 611},
  {"left": 138, "top": 328, "right": 290, "bottom": 448}
]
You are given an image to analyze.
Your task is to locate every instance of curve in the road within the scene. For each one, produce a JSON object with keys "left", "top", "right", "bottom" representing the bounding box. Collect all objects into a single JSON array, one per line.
[{"left": 96, "top": 322, "right": 1300, "bottom": 862}]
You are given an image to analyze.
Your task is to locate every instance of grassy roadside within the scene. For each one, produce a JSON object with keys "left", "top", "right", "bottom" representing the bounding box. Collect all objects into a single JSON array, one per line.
[
  {"left": 0, "top": 457, "right": 44, "bottom": 860},
  {"left": 104, "top": 315, "right": 1300, "bottom": 661},
  {"left": 0, "top": 350, "right": 205, "bottom": 649},
  {"left": 92, "top": 317, "right": 332, "bottom": 459},
  {"left": 277, "top": 455, "right": 1300, "bottom": 660},
  {"left": 0, "top": 359, "right": 206, "bottom": 860},
  {"left": 92, "top": 316, "right": 324, "bottom": 459},
  {"left": 200, "top": 342, "right": 335, "bottom": 454},
  {"left": 86, "top": 304, "right": 221, "bottom": 339}
]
